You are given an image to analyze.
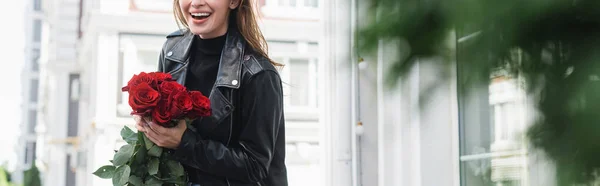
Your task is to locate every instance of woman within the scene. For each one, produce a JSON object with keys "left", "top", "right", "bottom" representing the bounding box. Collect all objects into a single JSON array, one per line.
[{"left": 134, "top": 0, "right": 288, "bottom": 185}]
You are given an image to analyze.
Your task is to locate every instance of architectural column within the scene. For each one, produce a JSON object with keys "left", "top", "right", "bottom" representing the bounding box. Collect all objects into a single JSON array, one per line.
[{"left": 320, "top": 0, "right": 354, "bottom": 185}]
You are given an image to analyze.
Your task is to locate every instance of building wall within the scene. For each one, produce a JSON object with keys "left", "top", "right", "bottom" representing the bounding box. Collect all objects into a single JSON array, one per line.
[
  {"left": 30, "top": 0, "right": 82, "bottom": 186},
  {"left": 16, "top": 0, "right": 45, "bottom": 184}
]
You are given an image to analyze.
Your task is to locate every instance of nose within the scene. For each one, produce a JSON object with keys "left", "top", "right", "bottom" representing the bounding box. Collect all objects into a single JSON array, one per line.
[{"left": 190, "top": 0, "right": 205, "bottom": 8}]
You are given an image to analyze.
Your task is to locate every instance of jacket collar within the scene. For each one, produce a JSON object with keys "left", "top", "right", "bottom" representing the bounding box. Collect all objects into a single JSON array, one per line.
[{"left": 165, "top": 28, "right": 245, "bottom": 89}]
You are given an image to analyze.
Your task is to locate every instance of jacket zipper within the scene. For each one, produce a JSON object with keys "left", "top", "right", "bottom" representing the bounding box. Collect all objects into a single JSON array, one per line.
[{"left": 226, "top": 90, "right": 234, "bottom": 186}]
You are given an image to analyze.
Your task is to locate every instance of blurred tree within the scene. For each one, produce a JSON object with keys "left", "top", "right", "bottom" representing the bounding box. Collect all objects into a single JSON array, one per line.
[
  {"left": 359, "top": 0, "right": 600, "bottom": 185},
  {"left": 23, "top": 162, "right": 41, "bottom": 186},
  {"left": 0, "top": 167, "right": 10, "bottom": 186}
]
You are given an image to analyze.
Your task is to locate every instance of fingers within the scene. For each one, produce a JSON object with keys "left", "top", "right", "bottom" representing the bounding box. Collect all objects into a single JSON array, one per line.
[
  {"left": 148, "top": 121, "right": 167, "bottom": 135},
  {"left": 135, "top": 123, "right": 145, "bottom": 132},
  {"left": 144, "top": 129, "right": 161, "bottom": 145},
  {"left": 133, "top": 115, "right": 146, "bottom": 132}
]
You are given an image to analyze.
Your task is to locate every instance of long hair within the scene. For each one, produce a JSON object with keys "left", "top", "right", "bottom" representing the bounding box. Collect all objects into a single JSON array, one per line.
[{"left": 173, "top": 0, "right": 282, "bottom": 67}]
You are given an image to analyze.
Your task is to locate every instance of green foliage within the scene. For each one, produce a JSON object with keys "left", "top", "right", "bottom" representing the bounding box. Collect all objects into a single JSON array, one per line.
[
  {"left": 0, "top": 167, "right": 12, "bottom": 186},
  {"left": 93, "top": 165, "right": 116, "bottom": 179},
  {"left": 23, "top": 162, "right": 41, "bottom": 186},
  {"left": 93, "top": 126, "right": 187, "bottom": 186},
  {"left": 360, "top": 0, "right": 600, "bottom": 184}
]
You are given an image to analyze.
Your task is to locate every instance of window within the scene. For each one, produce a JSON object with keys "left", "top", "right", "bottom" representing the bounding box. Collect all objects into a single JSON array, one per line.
[
  {"left": 267, "top": 41, "right": 319, "bottom": 113},
  {"left": 289, "top": 59, "right": 310, "bottom": 106},
  {"left": 66, "top": 155, "right": 76, "bottom": 186},
  {"left": 32, "top": 49, "right": 40, "bottom": 71},
  {"left": 274, "top": 57, "right": 318, "bottom": 112},
  {"left": 33, "top": 0, "right": 41, "bottom": 11},
  {"left": 304, "top": 0, "right": 318, "bottom": 8},
  {"left": 262, "top": 0, "right": 320, "bottom": 19},
  {"left": 68, "top": 74, "right": 80, "bottom": 137},
  {"left": 28, "top": 110, "right": 37, "bottom": 134},
  {"left": 457, "top": 28, "right": 554, "bottom": 186},
  {"left": 117, "top": 34, "right": 165, "bottom": 116},
  {"left": 24, "top": 142, "right": 37, "bottom": 164},
  {"left": 30, "top": 79, "right": 39, "bottom": 102},
  {"left": 33, "top": 19, "right": 42, "bottom": 42}
]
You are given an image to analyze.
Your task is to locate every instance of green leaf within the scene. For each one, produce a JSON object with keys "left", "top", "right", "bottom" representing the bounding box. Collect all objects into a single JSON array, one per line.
[
  {"left": 92, "top": 165, "right": 116, "bottom": 179},
  {"left": 148, "top": 158, "right": 159, "bottom": 175},
  {"left": 113, "top": 144, "right": 134, "bottom": 166},
  {"left": 112, "top": 165, "right": 131, "bottom": 186},
  {"left": 166, "top": 160, "right": 185, "bottom": 177},
  {"left": 145, "top": 176, "right": 163, "bottom": 186},
  {"left": 120, "top": 126, "right": 137, "bottom": 144},
  {"left": 147, "top": 145, "right": 163, "bottom": 157},
  {"left": 131, "top": 164, "right": 147, "bottom": 178},
  {"left": 142, "top": 133, "right": 154, "bottom": 150},
  {"left": 133, "top": 144, "right": 147, "bottom": 165},
  {"left": 163, "top": 175, "right": 188, "bottom": 185},
  {"left": 128, "top": 175, "right": 143, "bottom": 186}
]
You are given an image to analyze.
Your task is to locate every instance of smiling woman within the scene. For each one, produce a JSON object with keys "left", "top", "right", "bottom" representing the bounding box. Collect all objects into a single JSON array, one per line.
[{"left": 131, "top": 0, "right": 288, "bottom": 185}]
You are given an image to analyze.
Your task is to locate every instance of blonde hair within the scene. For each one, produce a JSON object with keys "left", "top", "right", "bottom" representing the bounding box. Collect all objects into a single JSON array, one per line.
[{"left": 173, "top": 0, "right": 282, "bottom": 67}]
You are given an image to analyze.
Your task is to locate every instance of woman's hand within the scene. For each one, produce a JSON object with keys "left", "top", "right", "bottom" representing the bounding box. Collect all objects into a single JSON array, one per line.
[{"left": 133, "top": 115, "right": 187, "bottom": 149}]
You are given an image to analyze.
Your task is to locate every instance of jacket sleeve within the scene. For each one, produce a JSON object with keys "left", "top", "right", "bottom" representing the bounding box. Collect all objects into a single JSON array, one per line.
[{"left": 171, "top": 70, "right": 284, "bottom": 183}]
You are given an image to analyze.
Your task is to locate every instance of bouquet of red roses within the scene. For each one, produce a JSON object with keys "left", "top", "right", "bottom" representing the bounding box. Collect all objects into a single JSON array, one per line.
[{"left": 93, "top": 72, "right": 210, "bottom": 186}]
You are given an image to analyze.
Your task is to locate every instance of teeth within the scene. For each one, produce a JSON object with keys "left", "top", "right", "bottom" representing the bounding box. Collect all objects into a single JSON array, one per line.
[{"left": 191, "top": 13, "right": 210, "bottom": 17}]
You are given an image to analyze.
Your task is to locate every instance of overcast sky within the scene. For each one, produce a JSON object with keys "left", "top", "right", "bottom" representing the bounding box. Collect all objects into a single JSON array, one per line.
[{"left": 0, "top": 0, "right": 25, "bottom": 170}]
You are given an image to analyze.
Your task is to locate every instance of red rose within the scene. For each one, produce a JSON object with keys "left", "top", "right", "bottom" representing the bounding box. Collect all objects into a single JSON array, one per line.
[
  {"left": 152, "top": 99, "right": 172, "bottom": 125},
  {"left": 188, "top": 91, "right": 211, "bottom": 118},
  {"left": 148, "top": 72, "right": 173, "bottom": 83},
  {"left": 159, "top": 81, "right": 186, "bottom": 97},
  {"left": 122, "top": 72, "right": 156, "bottom": 92},
  {"left": 170, "top": 91, "right": 193, "bottom": 118},
  {"left": 128, "top": 82, "right": 160, "bottom": 115}
]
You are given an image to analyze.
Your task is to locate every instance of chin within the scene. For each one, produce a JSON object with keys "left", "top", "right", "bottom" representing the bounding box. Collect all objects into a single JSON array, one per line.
[{"left": 188, "top": 28, "right": 204, "bottom": 35}]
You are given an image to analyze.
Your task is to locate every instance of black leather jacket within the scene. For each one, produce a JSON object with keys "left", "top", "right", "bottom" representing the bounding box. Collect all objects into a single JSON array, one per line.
[{"left": 157, "top": 28, "right": 288, "bottom": 186}]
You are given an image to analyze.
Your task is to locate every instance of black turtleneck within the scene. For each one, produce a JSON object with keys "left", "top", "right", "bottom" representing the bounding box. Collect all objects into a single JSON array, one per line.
[{"left": 185, "top": 34, "right": 226, "bottom": 96}]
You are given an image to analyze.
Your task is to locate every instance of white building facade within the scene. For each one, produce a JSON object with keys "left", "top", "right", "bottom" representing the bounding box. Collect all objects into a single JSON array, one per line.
[
  {"left": 16, "top": 0, "right": 45, "bottom": 184},
  {"left": 28, "top": 0, "right": 82, "bottom": 185}
]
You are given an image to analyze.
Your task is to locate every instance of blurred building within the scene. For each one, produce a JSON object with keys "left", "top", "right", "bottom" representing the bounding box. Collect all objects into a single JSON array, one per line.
[
  {"left": 20, "top": 0, "right": 83, "bottom": 185},
  {"left": 15, "top": 0, "right": 45, "bottom": 184}
]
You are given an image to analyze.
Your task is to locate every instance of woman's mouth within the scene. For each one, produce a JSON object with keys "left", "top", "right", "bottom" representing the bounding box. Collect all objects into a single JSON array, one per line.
[{"left": 190, "top": 12, "right": 211, "bottom": 23}]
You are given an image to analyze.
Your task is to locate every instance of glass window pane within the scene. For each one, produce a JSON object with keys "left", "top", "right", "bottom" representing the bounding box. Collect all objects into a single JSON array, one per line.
[
  {"left": 457, "top": 29, "right": 543, "bottom": 185},
  {"left": 24, "top": 146, "right": 29, "bottom": 164},
  {"left": 304, "top": 0, "right": 318, "bottom": 7},
  {"left": 24, "top": 142, "right": 36, "bottom": 164},
  {"left": 32, "top": 49, "right": 40, "bottom": 71},
  {"left": 28, "top": 110, "right": 37, "bottom": 134},
  {"left": 33, "top": 19, "right": 42, "bottom": 42},
  {"left": 289, "top": 59, "right": 309, "bottom": 106},
  {"left": 33, "top": 0, "right": 42, "bottom": 11},
  {"left": 30, "top": 79, "right": 39, "bottom": 102}
]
